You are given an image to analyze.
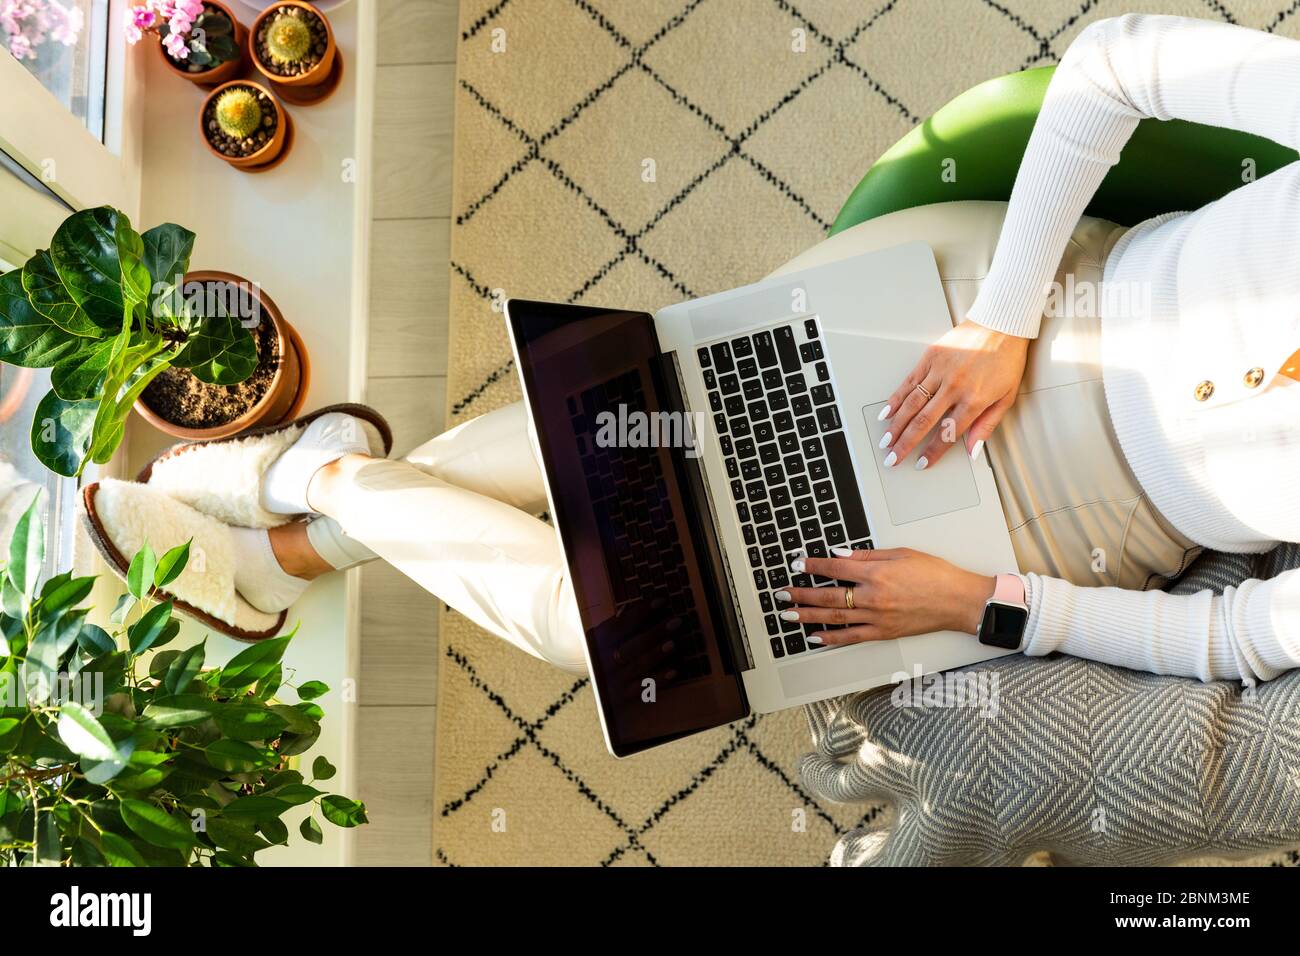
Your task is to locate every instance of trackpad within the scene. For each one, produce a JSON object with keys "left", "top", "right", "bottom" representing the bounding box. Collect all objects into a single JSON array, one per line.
[{"left": 862, "top": 401, "right": 980, "bottom": 525}]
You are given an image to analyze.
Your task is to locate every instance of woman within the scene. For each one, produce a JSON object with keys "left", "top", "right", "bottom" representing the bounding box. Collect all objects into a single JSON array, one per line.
[{"left": 90, "top": 14, "right": 1298, "bottom": 683}]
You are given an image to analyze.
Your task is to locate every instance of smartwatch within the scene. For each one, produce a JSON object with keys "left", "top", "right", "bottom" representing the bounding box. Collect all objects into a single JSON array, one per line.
[{"left": 977, "top": 573, "right": 1029, "bottom": 649}]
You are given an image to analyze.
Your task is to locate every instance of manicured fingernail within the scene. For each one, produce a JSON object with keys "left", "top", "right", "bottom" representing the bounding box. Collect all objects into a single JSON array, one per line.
[
  {"left": 877, "top": 405, "right": 891, "bottom": 421},
  {"left": 970, "top": 439, "right": 984, "bottom": 460},
  {"left": 884, "top": 451, "right": 897, "bottom": 468},
  {"left": 915, "top": 456, "right": 929, "bottom": 471},
  {"left": 774, "top": 590, "right": 792, "bottom": 602},
  {"left": 790, "top": 558, "right": 805, "bottom": 572},
  {"left": 806, "top": 634, "right": 824, "bottom": 645},
  {"left": 878, "top": 432, "right": 892, "bottom": 449},
  {"left": 780, "top": 610, "right": 800, "bottom": 621},
  {"left": 831, "top": 546, "right": 854, "bottom": 558}
]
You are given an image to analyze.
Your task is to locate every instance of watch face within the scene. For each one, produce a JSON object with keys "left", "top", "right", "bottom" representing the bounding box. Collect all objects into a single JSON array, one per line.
[{"left": 979, "top": 601, "right": 1027, "bottom": 650}]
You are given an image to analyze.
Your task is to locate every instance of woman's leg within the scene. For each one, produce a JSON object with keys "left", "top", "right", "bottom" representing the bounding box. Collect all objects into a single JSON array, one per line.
[{"left": 300, "top": 450, "right": 587, "bottom": 673}]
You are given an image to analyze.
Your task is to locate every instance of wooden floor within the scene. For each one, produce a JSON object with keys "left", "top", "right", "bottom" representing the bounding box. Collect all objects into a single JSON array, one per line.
[{"left": 354, "top": 0, "right": 458, "bottom": 866}]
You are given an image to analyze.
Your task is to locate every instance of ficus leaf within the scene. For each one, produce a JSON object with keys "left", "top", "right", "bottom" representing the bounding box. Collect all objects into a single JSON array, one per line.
[
  {"left": 57, "top": 701, "right": 118, "bottom": 761},
  {"left": 127, "top": 543, "right": 157, "bottom": 600},
  {"left": 119, "top": 798, "right": 198, "bottom": 851}
]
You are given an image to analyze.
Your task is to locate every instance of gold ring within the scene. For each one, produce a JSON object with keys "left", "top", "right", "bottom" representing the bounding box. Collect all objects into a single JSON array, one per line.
[
  {"left": 914, "top": 383, "right": 933, "bottom": 400},
  {"left": 844, "top": 587, "right": 855, "bottom": 610}
]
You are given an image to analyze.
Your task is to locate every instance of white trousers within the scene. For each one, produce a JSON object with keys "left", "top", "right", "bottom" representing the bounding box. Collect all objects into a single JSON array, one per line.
[{"left": 331, "top": 201, "right": 1191, "bottom": 675}]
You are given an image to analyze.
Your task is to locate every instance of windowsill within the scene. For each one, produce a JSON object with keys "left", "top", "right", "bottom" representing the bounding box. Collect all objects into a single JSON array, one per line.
[{"left": 91, "top": 0, "right": 375, "bottom": 867}]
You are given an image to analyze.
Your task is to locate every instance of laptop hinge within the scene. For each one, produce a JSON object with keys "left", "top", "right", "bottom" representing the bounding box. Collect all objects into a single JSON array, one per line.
[{"left": 659, "top": 349, "right": 755, "bottom": 672}]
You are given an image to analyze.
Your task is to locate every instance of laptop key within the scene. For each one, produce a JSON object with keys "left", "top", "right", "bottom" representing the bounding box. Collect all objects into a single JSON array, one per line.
[
  {"left": 752, "top": 502, "right": 773, "bottom": 523},
  {"left": 761, "top": 368, "right": 783, "bottom": 389},
  {"left": 768, "top": 568, "right": 790, "bottom": 590},
  {"left": 783, "top": 453, "right": 805, "bottom": 474},
  {"left": 799, "top": 518, "right": 821, "bottom": 540},
  {"left": 719, "top": 435, "right": 733, "bottom": 456},
  {"left": 754, "top": 330, "right": 778, "bottom": 368},
  {"left": 769, "top": 487, "right": 791, "bottom": 508},
  {"left": 725, "top": 457, "right": 740, "bottom": 478},
  {"left": 774, "top": 325, "right": 801, "bottom": 372},
  {"left": 724, "top": 395, "right": 745, "bottom": 416},
  {"left": 742, "top": 524, "right": 756, "bottom": 545},
  {"left": 825, "top": 524, "right": 847, "bottom": 546},
  {"left": 711, "top": 342, "right": 734, "bottom": 373},
  {"left": 813, "top": 480, "right": 834, "bottom": 502},
  {"left": 799, "top": 341, "right": 824, "bottom": 363},
  {"left": 759, "top": 591, "right": 773, "bottom": 612},
  {"left": 770, "top": 637, "right": 785, "bottom": 659},
  {"left": 748, "top": 546, "right": 763, "bottom": 568},
  {"left": 797, "top": 416, "right": 819, "bottom": 438},
  {"left": 810, "top": 384, "right": 834, "bottom": 405},
  {"left": 785, "top": 373, "right": 807, "bottom": 395},
  {"left": 720, "top": 374, "right": 740, "bottom": 395},
  {"left": 732, "top": 336, "right": 754, "bottom": 358},
  {"left": 713, "top": 413, "right": 728, "bottom": 435},
  {"left": 703, "top": 369, "right": 716, "bottom": 389},
  {"left": 784, "top": 632, "right": 806, "bottom": 654},
  {"left": 819, "top": 502, "right": 840, "bottom": 524},
  {"left": 816, "top": 361, "right": 830, "bottom": 382},
  {"left": 807, "top": 458, "right": 829, "bottom": 481},
  {"left": 698, "top": 346, "right": 712, "bottom": 368},
  {"left": 743, "top": 378, "right": 763, "bottom": 401},
  {"left": 789, "top": 475, "right": 811, "bottom": 497},
  {"left": 745, "top": 481, "right": 766, "bottom": 503},
  {"left": 775, "top": 508, "right": 796, "bottom": 530},
  {"left": 737, "top": 357, "right": 758, "bottom": 379},
  {"left": 731, "top": 418, "right": 752, "bottom": 438},
  {"left": 762, "top": 546, "right": 784, "bottom": 567},
  {"left": 730, "top": 479, "right": 744, "bottom": 501},
  {"left": 757, "top": 523, "right": 778, "bottom": 545},
  {"left": 741, "top": 459, "right": 761, "bottom": 480},
  {"left": 778, "top": 433, "right": 799, "bottom": 454},
  {"left": 753, "top": 421, "right": 775, "bottom": 443},
  {"left": 773, "top": 411, "right": 795, "bottom": 433},
  {"left": 763, "top": 464, "right": 784, "bottom": 486},
  {"left": 758, "top": 443, "right": 780, "bottom": 465},
  {"left": 747, "top": 400, "right": 769, "bottom": 421},
  {"left": 816, "top": 406, "right": 842, "bottom": 432},
  {"left": 709, "top": 392, "right": 724, "bottom": 412},
  {"left": 765, "top": 614, "right": 779, "bottom": 636},
  {"left": 804, "top": 318, "right": 819, "bottom": 339},
  {"left": 821, "top": 430, "right": 871, "bottom": 540},
  {"left": 768, "top": 389, "right": 789, "bottom": 411},
  {"left": 753, "top": 569, "right": 767, "bottom": 590}
]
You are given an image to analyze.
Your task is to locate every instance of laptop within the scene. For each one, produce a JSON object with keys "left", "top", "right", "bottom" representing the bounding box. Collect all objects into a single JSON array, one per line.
[{"left": 505, "top": 240, "right": 1019, "bottom": 757}]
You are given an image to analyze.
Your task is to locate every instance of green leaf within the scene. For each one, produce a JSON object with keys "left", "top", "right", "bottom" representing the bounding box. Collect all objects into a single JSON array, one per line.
[
  {"left": 141, "top": 694, "right": 214, "bottom": 728},
  {"left": 0, "top": 268, "right": 81, "bottom": 368},
  {"left": 36, "top": 812, "right": 61, "bottom": 864},
  {"left": 21, "top": 248, "right": 107, "bottom": 336},
  {"left": 312, "top": 755, "right": 337, "bottom": 781},
  {"left": 269, "top": 783, "right": 323, "bottom": 807},
  {"left": 257, "top": 816, "right": 289, "bottom": 846},
  {"left": 171, "top": 312, "right": 258, "bottom": 385},
  {"left": 319, "top": 796, "right": 368, "bottom": 828},
  {"left": 218, "top": 635, "right": 291, "bottom": 692},
  {"left": 297, "top": 680, "right": 328, "bottom": 701},
  {"left": 164, "top": 639, "right": 205, "bottom": 695},
  {"left": 48, "top": 207, "right": 146, "bottom": 328},
  {"left": 299, "top": 815, "right": 323, "bottom": 845},
  {"left": 119, "top": 798, "right": 198, "bottom": 851},
  {"left": 109, "top": 591, "right": 135, "bottom": 625},
  {"left": 221, "top": 795, "right": 292, "bottom": 820},
  {"left": 128, "top": 600, "right": 173, "bottom": 654},
  {"left": 127, "top": 543, "right": 157, "bottom": 600},
  {"left": 99, "top": 831, "right": 146, "bottom": 867},
  {"left": 76, "top": 623, "right": 116, "bottom": 657},
  {"left": 268, "top": 703, "right": 316, "bottom": 734},
  {"left": 50, "top": 337, "right": 114, "bottom": 401},
  {"left": 57, "top": 701, "right": 118, "bottom": 761},
  {"left": 140, "top": 223, "right": 195, "bottom": 313},
  {"left": 214, "top": 703, "right": 287, "bottom": 742},
  {"left": 82, "top": 736, "right": 136, "bottom": 785},
  {"left": 204, "top": 816, "right": 270, "bottom": 856},
  {"left": 0, "top": 717, "right": 22, "bottom": 754},
  {"left": 154, "top": 540, "right": 191, "bottom": 588},
  {"left": 39, "top": 574, "right": 95, "bottom": 616},
  {"left": 5, "top": 491, "right": 44, "bottom": 602},
  {"left": 204, "top": 739, "right": 273, "bottom": 774},
  {"left": 29, "top": 389, "right": 97, "bottom": 477}
]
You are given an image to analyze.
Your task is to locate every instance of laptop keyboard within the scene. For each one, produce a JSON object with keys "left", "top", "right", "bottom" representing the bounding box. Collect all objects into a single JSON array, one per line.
[{"left": 697, "top": 318, "right": 873, "bottom": 661}]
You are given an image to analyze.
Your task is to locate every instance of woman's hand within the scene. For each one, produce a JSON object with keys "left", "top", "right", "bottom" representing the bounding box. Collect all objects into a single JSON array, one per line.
[
  {"left": 780, "top": 547, "right": 994, "bottom": 645},
  {"left": 880, "top": 319, "right": 1029, "bottom": 469}
]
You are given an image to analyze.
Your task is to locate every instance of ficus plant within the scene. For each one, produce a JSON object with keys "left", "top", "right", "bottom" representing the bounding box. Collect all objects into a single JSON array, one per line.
[
  {"left": 0, "top": 495, "right": 366, "bottom": 867},
  {"left": 0, "top": 205, "right": 258, "bottom": 477}
]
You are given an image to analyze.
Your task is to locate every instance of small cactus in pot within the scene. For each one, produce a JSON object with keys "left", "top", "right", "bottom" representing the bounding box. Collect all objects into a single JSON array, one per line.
[
  {"left": 215, "top": 87, "right": 262, "bottom": 139},
  {"left": 266, "top": 11, "right": 312, "bottom": 65}
]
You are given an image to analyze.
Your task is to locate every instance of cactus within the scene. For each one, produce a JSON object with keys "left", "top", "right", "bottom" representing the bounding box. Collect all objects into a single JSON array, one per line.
[
  {"left": 215, "top": 88, "right": 262, "bottom": 139},
  {"left": 266, "top": 12, "right": 312, "bottom": 64}
]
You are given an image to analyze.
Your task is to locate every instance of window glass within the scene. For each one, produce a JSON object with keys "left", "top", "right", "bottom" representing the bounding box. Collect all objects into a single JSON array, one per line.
[{"left": 1, "top": 0, "right": 110, "bottom": 139}]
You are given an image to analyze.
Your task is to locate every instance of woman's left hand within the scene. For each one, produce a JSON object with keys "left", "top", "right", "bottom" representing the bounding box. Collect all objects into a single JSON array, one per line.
[{"left": 781, "top": 547, "right": 995, "bottom": 645}]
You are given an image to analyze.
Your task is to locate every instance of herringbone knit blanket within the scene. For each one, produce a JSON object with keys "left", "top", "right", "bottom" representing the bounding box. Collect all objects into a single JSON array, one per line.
[{"left": 800, "top": 543, "right": 1300, "bottom": 866}]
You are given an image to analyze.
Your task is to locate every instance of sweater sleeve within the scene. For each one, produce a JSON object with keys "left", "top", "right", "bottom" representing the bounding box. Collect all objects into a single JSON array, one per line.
[
  {"left": 1020, "top": 568, "right": 1300, "bottom": 685},
  {"left": 968, "top": 14, "right": 1300, "bottom": 338}
]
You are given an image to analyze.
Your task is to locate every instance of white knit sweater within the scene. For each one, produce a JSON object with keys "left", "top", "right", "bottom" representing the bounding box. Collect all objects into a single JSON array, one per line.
[{"left": 965, "top": 14, "right": 1300, "bottom": 684}]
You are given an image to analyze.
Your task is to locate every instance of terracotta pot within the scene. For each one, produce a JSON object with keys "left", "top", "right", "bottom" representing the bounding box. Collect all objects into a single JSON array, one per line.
[
  {"left": 157, "top": 0, "right": 249, "bottom": 88},
  {"left": 134, "top": 271, "right": 307, "bottom": 442},
  {"left": 199, "top": 80, "right": 291, "bottom": 171},
  {"left": 249, "top": 0, "right": 338, "bottom": 98},
  {"left": 0, "top": 365, "right": 33, "bottom": 424}
]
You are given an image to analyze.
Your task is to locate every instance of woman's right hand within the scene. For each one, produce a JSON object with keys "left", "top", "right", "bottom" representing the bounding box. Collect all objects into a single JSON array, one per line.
[{"left": 879, "top": 319, "right": 1030, "bottom": 469}]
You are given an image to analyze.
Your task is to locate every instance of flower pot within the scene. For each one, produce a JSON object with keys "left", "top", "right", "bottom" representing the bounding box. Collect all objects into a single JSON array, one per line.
[
  {"left": 134, "top": 271, "right": 309, "bottom": 442},
  {"left": 249, "top": 0, "right": 343, "bottom": 105},
  {"left": 0, "top": 365, "right": 33, "bottom": 425},
  {"left": 199, "top": 80, "right": 292, "bottom": 172},
  {"left": 157, "top": 0, "right": 249, "bottom": 88}
]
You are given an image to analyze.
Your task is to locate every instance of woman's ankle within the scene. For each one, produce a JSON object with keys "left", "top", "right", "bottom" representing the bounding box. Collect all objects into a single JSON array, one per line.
[{"left": 267, "top": 521, "right": 334, "bottom": 580}]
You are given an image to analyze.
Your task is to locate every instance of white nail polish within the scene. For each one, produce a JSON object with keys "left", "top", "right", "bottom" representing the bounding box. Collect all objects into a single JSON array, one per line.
[
  {"left": 831, "top": 546, "right": 854, "bottom": 558},
  {"left": 780, "top": 610, "right": 800, "bottom": 622},
  {"left": 790, "top": 558, "right": 805, "bottom": 573},
  {"left": 884, "top": 451, "right": 897, "bottom": 468},
  {"left": 878, "top": 432, "right": 892, "bottom": 449},
  {"left": 915, "top": 456, "right": 929, "bottom": 471},
  {"left": 774, "top": 590, "right": 792, "bottom": 602},
  {"left": 970, "top": 439, "right": 985, "bottom": 461},
  {"left": 877, "top": 405, "right": 891, "bottom": 421},
  {"left": 806, "top": 634, "right": 824, "bottom": 645}
]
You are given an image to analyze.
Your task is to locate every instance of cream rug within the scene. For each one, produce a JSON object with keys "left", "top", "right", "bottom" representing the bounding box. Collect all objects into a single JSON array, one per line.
[{"left": 436, "top": 0, "right": 1300, "bottom": 866}]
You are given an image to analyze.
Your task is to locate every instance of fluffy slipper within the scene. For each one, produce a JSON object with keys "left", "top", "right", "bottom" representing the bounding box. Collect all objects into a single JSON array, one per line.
[
  {"left": 81, "top": 479, "right": 285, "bottom": 642},
  {"left": 136, "top": 403, "right": 392, "bottom": 529}
]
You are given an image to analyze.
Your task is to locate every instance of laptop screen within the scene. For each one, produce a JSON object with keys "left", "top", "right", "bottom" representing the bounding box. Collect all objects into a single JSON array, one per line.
[{"left": 508, "top": 299, "right": 749, "bottom": 757}]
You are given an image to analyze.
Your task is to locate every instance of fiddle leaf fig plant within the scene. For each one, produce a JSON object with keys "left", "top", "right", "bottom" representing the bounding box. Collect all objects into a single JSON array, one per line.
[
  {"left": 0, "top": 206, "right": 258, "bottom": 477},
  {"left": 0, "top": 495, "right": 366, "bottom": 867}
]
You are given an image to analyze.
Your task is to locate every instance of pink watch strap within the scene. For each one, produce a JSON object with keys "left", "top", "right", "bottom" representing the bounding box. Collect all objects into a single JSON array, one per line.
[{"left": 992, "top": 573, "right": 1026, "bottom": 606}]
